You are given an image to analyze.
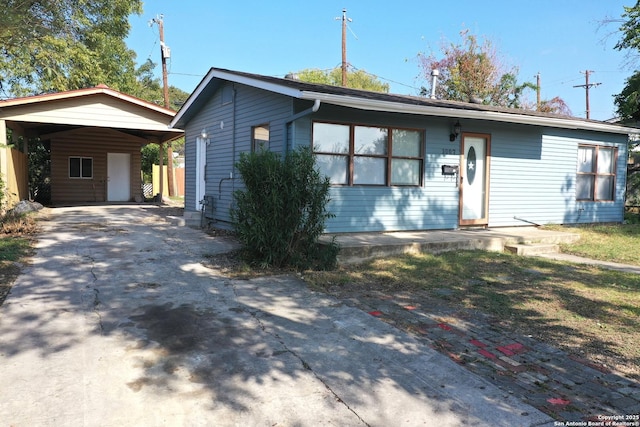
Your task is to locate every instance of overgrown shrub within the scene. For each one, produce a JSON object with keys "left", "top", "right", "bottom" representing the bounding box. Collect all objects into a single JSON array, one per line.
[{"left": 231, "top": 146, "right": 338, "bottom": 270}]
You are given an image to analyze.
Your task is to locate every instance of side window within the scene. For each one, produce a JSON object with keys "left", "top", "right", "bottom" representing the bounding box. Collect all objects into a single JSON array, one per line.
[
  {"left": 252, "top": 124, "right": 270, "bottom": 152},
  {"left": 69, "top": 157, "right": 93, "bottom": 179},
  {"left": 576, "top": 145, "right": 616, "bottom": 201}
]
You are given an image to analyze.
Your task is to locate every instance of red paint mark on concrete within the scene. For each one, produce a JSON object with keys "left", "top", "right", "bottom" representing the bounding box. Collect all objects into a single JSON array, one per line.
[
  {"left": 437, "top": 323, "right": 452, "bottom": 331},
  {"left": 368, "top": 311, "right": 383, "bottom": 317},
  {"left": 547, "top": 397, "right": 570, "bottom": 406},
  {"left": 469, "top": 339, "right": 487, "bottom": 347},
  {"left": 504, "top": 343, "right": 527, "bottom": 354},
  {"left": 497, "top": 346, "right": 515, "bottom": 356},
  {"left": 478, "top": 349, "right": 497, "bottom": 360}
]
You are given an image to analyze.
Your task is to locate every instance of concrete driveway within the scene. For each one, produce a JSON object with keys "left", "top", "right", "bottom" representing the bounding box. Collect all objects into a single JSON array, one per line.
[{"left": 0, "top": 206, "right": 553, "bottom": 426}]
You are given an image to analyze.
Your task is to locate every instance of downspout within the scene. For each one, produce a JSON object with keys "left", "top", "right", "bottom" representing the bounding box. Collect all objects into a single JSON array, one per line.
[
  {"left": 285, "top": 99, "right": 321, "bottom": 152},
  {"left": 232, "top": 85, "right": 237, "bottom": 194}
]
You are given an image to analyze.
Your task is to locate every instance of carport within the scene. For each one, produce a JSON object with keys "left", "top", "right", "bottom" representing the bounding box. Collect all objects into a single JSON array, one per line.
[{"left": 0, "top": 85, "right": 183, "bottom": 205}]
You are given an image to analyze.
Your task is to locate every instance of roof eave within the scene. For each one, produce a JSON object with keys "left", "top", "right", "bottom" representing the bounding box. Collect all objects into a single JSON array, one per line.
[
  {"left": 170, "top": 68, "right": 304, "bottom": 129},
  {"left": 301, "top": 91, "right": 640, "bottom": 136},
  {"left": 0, "top": 87, "right": 176, "bottom": 117}
]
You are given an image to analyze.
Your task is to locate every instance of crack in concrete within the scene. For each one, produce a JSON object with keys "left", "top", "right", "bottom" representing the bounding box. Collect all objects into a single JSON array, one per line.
[
  {"left": 80, "top": 253, "right": 104, "bottom": 333},
  {"left": 230, "top": 282, "right": 371, "bottom": 427}
]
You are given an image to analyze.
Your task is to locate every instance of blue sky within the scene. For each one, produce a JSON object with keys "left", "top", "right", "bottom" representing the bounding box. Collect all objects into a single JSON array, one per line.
[{"left": 126, "top": 1, "right": 636, "bottom": 121}]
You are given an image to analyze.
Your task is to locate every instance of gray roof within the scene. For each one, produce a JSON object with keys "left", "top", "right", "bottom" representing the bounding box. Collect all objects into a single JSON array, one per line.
[{"left": 171, "top": 67, "right": 639, "bottom": 136}]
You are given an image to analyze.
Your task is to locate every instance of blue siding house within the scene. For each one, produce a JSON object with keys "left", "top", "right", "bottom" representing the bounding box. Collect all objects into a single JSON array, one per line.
[{"left": 170, "top": 68, "right": 639, "bottom": 233}]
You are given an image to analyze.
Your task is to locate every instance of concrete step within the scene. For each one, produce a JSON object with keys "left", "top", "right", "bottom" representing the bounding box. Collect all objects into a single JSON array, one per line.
[{"left": 504, "top": 243, "right": 560, "bottom": 256}]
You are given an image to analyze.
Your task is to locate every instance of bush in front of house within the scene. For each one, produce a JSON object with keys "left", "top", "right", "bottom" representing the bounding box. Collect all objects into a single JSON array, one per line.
[{"left": 231, "top": 146, "right": 338, "bottom": 270}]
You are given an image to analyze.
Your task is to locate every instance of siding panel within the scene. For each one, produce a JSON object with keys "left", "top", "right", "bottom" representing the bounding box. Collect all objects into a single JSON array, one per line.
[{"left": 50, "top": 128, "right": 143, "bottom": 203}]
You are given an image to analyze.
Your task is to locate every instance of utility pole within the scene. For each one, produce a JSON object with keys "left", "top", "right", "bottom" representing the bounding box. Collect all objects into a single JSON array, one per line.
[
  {"left": 151, "top": 15, "right": 175, "bottom": 197},
  {"left": 535, "top": 72, "right": 541, "bottom": 110},
  {"left": 573, "top": 70, "right": 601, "bottom": 119},
  {"left": 336, "top": 9, "right": 352, "bottom": 87}
]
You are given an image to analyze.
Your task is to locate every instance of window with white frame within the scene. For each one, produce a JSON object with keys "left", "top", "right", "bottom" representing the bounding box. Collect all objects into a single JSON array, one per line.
[
  {"left": 576, "top": 145, "right": 616, "bottom": 201},
  {"left": 69, "top": 157, "right": 93, "bottom": 179},
  {"left": 252, "top": 124, "right": 270, "bottom": 152},
  {"left": 312, "top": 122, "right": 424, "bottom": 186}
]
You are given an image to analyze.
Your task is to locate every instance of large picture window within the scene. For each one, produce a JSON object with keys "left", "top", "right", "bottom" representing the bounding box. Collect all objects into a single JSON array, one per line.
[
  {"left": 576, "top": 145, "right": 616, "bottom": 201},
  {"left": 313, "top": 122, "right": 424, "bottom": 186},
  {"left": 69, "top": 157, "right": 93, "bottom": 179}
]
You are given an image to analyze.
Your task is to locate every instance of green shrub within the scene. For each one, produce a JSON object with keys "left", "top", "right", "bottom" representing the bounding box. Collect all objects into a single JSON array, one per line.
[{"left": 231, "top": 146, "right": 338, "bottom": 269}]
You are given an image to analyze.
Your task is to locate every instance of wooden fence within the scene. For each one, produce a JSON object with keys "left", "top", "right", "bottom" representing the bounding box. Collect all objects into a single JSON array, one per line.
[{"left": 152, "top": 165, "right": 185, "bottom": 197}]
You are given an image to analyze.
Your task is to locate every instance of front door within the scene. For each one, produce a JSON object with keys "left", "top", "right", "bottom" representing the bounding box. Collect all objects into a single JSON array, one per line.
[
  {"left": 107, "top": 152, "right": 131, "bottom": 202},
  {"left": 459, "top": 133, "right": 491, "bottom": 226}
]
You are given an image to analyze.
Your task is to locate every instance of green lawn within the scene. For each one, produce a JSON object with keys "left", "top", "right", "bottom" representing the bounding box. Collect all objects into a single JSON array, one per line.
[{"left": 546, "top": 223, "right": 640, "bottom": 265}]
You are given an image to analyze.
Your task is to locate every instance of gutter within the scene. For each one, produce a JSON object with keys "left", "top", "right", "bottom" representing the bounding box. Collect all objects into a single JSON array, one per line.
[
  {"left": 286, "top": 99, "right": 321, "bottom": 123},
  {"left": 300, "top": 91, "right": 640, "bottom": 136},
  {"left": 285, "top": 99, "right": 321, "bottom": 153}
]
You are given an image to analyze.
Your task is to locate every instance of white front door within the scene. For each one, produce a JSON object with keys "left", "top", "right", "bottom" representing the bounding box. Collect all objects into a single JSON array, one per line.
[
  {"left": 459, "top": 134, "right": 490, "bottom": 226},
  {"left": 107, "top": 153, "right": 131, "bottom": 202}
]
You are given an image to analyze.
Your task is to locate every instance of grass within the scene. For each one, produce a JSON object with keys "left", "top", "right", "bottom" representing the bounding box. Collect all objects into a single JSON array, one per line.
[
  {"left": 546, "top": 222, "right": 640, "bottom": 265},
  {"left": 304, "top": 228, "right": 640, "bottom": 380}
]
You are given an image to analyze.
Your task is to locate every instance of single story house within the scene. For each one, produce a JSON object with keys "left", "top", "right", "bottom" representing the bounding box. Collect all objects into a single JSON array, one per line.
[
  {"left": 0, "top": 86, "right": 183, "bottom": 205},
  {"left": 170, "top": 67, "right": 640, "bottom": 233}
]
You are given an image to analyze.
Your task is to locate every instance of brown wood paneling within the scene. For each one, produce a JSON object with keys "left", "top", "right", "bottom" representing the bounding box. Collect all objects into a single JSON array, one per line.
[{"left": 50, "top": 128, "right": 145, "bottom": 204}]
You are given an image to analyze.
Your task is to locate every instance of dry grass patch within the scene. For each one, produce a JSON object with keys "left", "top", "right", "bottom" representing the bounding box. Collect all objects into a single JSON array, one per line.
[{"left": 305, "top": 250, "right": 640, "bottom": 379}]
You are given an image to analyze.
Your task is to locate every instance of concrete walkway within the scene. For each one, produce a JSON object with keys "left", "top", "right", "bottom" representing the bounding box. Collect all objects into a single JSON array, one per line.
[
  {"left": 325, "top": 227, "right": 580, "bottom": 264},
  {"left": 0, "top": 206, "right": 553, "bottom": 426}
]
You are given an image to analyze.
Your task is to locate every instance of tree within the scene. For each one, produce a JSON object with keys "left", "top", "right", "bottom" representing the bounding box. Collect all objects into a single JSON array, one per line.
[
  {"left": 295, "top": 68, "right": 390, "bottom": 92},
  {"left": 418, "top": 30, "right": 535, "bottom": 108},
  {"left": 537, "top": 97, "right": 573, "bottom": 116},
  {"left": 615, "top": 2, "right": 640, "bottom": 52},
  {"left": 614, "top": 70, "right": 640, "bottom": 121},
  {"left": 0, "top": 0, "right": 143, "bottom": 97},
  {"left": 613, "top": 4, "right": 640, "bottom": 121}
]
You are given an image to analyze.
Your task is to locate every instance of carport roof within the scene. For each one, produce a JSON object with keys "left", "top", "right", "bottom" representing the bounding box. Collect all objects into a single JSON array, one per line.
[{"left": 0, "top": 85, "right": 183, "bottom": 144}]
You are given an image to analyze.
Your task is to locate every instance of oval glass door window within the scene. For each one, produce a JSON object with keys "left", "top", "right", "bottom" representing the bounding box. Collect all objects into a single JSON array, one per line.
[{"left": 466, "top": 146, "right": 476, "bottom": 185}]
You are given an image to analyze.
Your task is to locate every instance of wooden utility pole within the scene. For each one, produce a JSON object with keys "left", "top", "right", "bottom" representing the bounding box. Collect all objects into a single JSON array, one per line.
[
  {"left": 573, "top": 70, "right": 601, "bottom": 119},
  {"left": 152, "top": 15, "right": 175, "bottom": 197},
  {"left": 535, "top": 72, "right": 541, "bottom": 110},
  {"left": 336, "top": 9, "right": 351, "bottom": 87}
]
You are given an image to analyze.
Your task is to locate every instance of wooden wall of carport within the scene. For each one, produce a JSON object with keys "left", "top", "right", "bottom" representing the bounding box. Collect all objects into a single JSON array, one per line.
[{"left": 50, "top": 128, "right": 143, "bottom": 204}]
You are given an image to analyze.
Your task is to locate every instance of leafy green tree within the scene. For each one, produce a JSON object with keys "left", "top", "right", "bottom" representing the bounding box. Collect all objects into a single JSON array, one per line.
[
  {"left": 232, "top": 147, "right": 337, "bottom": 270},
  {"left": 295, "top": 68, "right": 390, "bottom": 92},
  {"left": 614, "top": 70, "right": 640, "bottom": 121},
  {"left": 613, "top": 4, "right": 640, "bottom": 121},
  {"left": 418, "top": 30, "right": 536, "bottom": 108},
  {"left": 0, "top": 0, "right": 143, "bottom": 96},
  {"left": 615, "top": 2, "right": 640, "bottom": 52}
]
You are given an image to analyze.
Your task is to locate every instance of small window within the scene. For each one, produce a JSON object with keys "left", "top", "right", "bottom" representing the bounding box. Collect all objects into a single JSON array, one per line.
[
  {"left": 252, "top": 124, "right": 270, "bottom": 151},
  {"left": 576, "top": 145, "right": 616, "bottom": 201},
  {"left": 69, "top": 157, "right": 93, "bottom": 179}
]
